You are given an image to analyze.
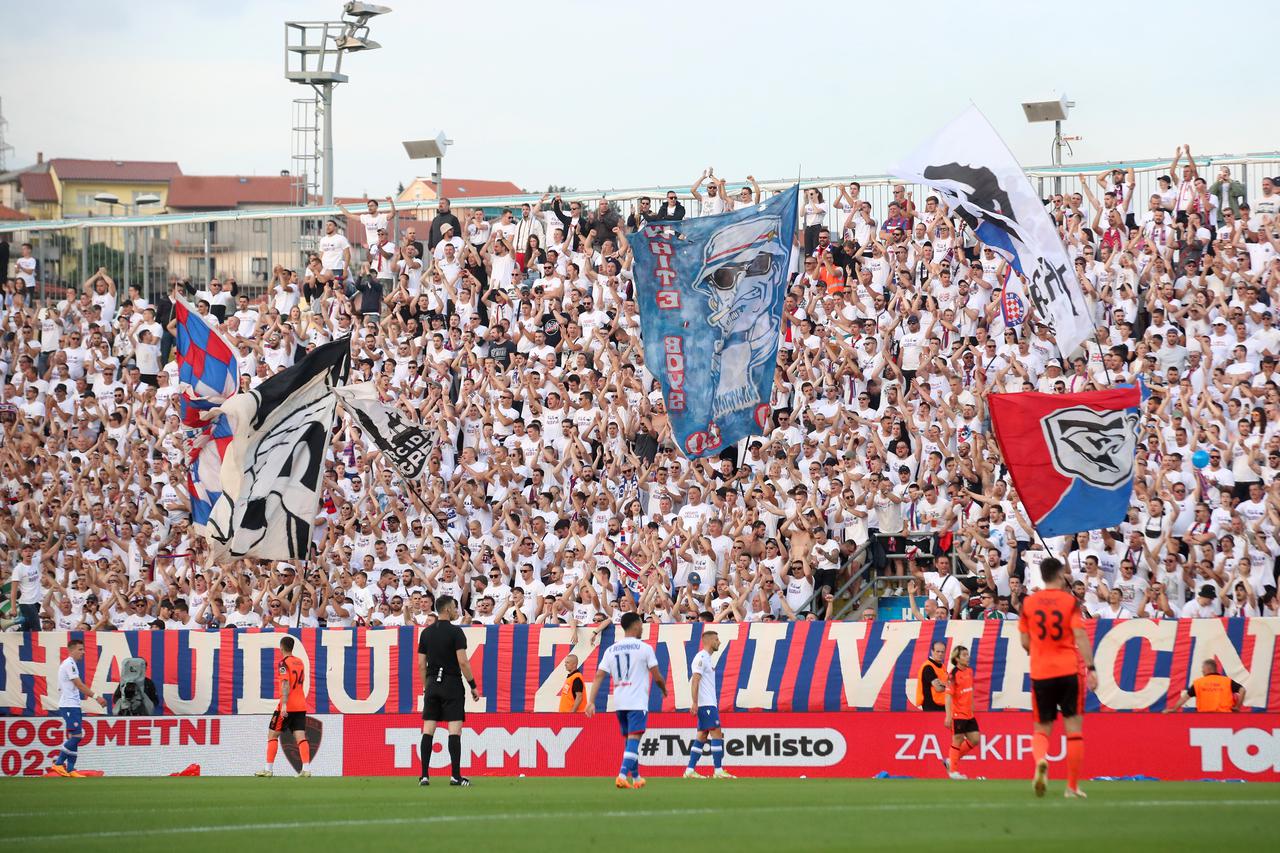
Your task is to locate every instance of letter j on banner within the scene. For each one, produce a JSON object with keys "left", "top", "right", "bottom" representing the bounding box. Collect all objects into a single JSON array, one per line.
[{"left": 633, "top": 185, "right": 799, "bottom": 458}]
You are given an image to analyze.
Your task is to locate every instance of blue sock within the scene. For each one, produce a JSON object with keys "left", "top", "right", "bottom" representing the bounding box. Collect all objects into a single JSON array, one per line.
[
  {"left": 61, "top": 737, "right": 80, "bottom": 771},
  {"left": 686, "top": 740, "right": 704, "bottom": 770},
  {"left": 710, "top": 738, "right": 724, "bottom": 770},
  {"left": 621, "top": 737, "right": 639, "bottom": 777}
]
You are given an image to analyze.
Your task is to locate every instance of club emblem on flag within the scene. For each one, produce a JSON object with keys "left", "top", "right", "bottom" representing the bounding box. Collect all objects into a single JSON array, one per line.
[
  {"left": 988, "top": 385, "right": 1141, "bottom": 538},
  {"left": 1001, "top": 289, "right": 1025, "bottom": 327},
  {"left": 1042, "top": 406, "right": 1141, "bottom": 489}
]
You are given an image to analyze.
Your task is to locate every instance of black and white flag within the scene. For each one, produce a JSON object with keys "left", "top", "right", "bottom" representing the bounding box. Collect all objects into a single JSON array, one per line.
[
  {"left": 335, "top": 382, "right": 437, "bottom": 482},
  {"left": 207, "top": 337, "right": 350, "bottom": 561},
  {"left": 891, "top": 106, "right": 1093, "bottom": 357}
]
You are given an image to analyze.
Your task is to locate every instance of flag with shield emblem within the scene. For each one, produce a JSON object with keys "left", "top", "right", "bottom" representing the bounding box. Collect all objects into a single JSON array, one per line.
[{"left": 988, "top": 385, "right": 1141, "bottom": 537}]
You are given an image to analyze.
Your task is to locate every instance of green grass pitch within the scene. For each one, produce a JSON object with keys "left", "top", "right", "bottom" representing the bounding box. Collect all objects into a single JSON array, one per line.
[{"left": 2, "top": 777, "right": 1274, "bottom": 852}]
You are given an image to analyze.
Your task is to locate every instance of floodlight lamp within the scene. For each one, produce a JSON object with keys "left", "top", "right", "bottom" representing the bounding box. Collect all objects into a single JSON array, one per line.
[
  {"left": 1021, "top": 95, "right": 1073, "bottom": 123},
  {"left": 344, "top": 2, "right": 392, "bottom": 19},
  {"left": 336, "top": 34, "right": 381, "bottom": 51}
]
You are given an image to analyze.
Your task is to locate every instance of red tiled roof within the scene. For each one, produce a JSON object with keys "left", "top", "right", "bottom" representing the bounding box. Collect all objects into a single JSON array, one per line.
[
  {"left": 427, "top": 178, "right": 524, "bottom": 199},
  {"left": 19, "top": 172, "right": 57, "bottom": 202},
  {"left": 167, "top": 175, "right": 298, "bottom": 209},
  {"left": 0, "top": 204, "right": 31, "bottom": 221},
  {"left": 49, "top": 158, "right": 182, "bottom": 183}
]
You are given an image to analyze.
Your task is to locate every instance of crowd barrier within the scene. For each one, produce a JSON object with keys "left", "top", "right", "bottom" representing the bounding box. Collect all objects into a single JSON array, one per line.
[
  {"left": 2, "top": 712, "right": 1276, "bottom": 780},
  {"left": 3, "top": 619, "right": 1278, "bottom": 716}
]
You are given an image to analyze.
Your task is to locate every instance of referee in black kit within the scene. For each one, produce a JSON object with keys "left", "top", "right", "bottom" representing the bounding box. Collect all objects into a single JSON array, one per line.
[{"left": 418, "top": 596, "right": 481, "bottom": 786}]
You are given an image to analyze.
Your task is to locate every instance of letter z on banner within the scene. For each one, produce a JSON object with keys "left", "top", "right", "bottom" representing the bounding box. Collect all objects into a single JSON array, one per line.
[
  {"left": 632, "top": 185, "right": 799, "bottom": 458},
  {"left": 891, "top": 106, "right": 1092, "bottom": 357}
]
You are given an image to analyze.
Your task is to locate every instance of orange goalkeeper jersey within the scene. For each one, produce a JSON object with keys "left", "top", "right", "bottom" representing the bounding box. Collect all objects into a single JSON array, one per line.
[{"left": 279, "top": 655, "right": 307, "bottom": 712}]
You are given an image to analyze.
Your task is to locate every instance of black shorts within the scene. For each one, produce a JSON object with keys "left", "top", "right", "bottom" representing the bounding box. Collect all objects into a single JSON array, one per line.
[
  {"left": 270, "top": 709, "right": 307, "bottom": 733},
  {"left": 1031, "top": 674, "right": 1084, "bottom": 724},
  {"left": 424, "top": 688, "right": 466, "bottom": 723},
  {"left": 951, "top": 717, "right": 980, "bottom": 736}
]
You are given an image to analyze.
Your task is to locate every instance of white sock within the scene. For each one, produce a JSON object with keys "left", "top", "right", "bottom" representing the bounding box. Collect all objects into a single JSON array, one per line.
[
  {"left": 264, "top": 764, "right": 272, "bottom": 772},
  {"left": 302, "top": 762, "right": 311, "bottom": 771}
]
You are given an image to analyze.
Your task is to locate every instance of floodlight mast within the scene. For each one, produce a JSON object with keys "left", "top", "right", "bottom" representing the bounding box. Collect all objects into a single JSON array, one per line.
[{"left": 285, "top": 4, "right": 392, "bottom": 205}]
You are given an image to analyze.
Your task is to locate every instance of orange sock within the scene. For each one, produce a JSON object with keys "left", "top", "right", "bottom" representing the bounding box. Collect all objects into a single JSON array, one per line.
[
  {"left": 948, "top": 743, "right": 961, "bottom": 767},
  {"left": 958, "top": 740, "right": 976, "bottom": 758},
  {"left": 1032, "top": 731, "right": 1049, "bottom": 765},
  {"left": 1066, "top": 733, "right": 1084, "bottom": 790},
  {"left": 297, "top": 740, "right": 311, "bottom": 767},
  {"left": 267, "top": 740, "right": 279, "bottom": 764}
]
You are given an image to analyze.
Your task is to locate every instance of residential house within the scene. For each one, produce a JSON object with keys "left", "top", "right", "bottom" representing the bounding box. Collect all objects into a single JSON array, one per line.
[
  {"left": 0, "top": 157, "right": 181, "bottom": 289},
  {"left": 396, "top": 177, "right": 524, "bottom": 219},
  {"left": 166, "top": 175, "right": 312, "bottom": 288}
]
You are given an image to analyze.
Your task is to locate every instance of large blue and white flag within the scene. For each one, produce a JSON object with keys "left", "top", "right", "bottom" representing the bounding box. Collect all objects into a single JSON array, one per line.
[
  {"left": 891, "top": 107, "right": 1093, "bottom": 357},
  {"left": 633, "top": 185, "right": 798, "bottom": 458}
]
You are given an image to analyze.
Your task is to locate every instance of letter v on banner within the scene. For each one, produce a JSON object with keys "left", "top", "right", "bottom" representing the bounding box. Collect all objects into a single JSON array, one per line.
[{"left": 890, "top": 106, "right": 1093, "bottom": 358}]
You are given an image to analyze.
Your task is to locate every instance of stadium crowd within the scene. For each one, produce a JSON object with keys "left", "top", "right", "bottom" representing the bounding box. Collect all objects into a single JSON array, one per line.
[{"left": 3, "top": 150, "right": 1280, "bottom": 631}]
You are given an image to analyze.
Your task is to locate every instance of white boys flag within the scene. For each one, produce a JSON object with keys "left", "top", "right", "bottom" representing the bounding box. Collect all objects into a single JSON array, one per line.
[{"left": 891, "top": 106, "right": 1093, "bottom": 357}]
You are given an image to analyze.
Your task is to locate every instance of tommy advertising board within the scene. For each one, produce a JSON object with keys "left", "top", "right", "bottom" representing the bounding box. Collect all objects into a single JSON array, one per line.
[{"left": 343, "top": 712, "right": 1280, "bottom": 782}]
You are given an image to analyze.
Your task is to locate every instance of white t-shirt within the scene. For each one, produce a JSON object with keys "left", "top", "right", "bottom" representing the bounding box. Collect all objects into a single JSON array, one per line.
[
  {"left": 319, "top": 233, "right": 351, "bottom": 272},
  {"left": 224, "top": 609, "right": 264, "bottom": 628},
  {"left": 58, "top": 657, "right": 83, "bottom": 708},
  {"left": 16, "top": 256, "right": 36, "bottom": 288},
  {"left": 691, "top": 648, "right": 718, "bottom": 709},
  {"left": 359, "top": 211, "right": 388, "bottom": 247},
  {"left": 597, "top": 636, "right": 659, "bottom": 710},
  {"left": 14, "top": 560, "right": 43, "bottom": 605}
]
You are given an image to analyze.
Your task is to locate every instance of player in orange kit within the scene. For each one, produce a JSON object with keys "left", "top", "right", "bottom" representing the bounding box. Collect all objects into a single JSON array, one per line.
[
  {"left": 255, "top": 635, "right": 312, "bottom": 778},
  {"left": 943, "top": 645, "right": 980, "bottom": 780},
  {"left": 1019, "top": 557, "right": 1097, "bottom": 799}
]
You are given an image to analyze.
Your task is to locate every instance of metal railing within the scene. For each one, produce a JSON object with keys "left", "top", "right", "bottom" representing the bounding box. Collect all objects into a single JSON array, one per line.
[
  {"left": 797, "top": 540, "right": 870, "bottom": 619},
  {"left": 4, "top": 150, "right": 1278, "bottom": 304}
]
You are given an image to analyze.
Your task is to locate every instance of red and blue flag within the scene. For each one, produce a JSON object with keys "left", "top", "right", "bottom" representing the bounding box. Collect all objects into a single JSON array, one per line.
[
  {"left": 610, "top": 548, "right": 646, "bottom": 600},
  {"left": 174, "top": 297, "right": 239, "bottom": 530},
  {"left": 988, "top": 385, "right": 1141, "bottom": 538}
]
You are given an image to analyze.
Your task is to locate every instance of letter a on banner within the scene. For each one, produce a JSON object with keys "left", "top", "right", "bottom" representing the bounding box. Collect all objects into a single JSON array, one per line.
[
  {"left": 891, "top": 107, "right": 1093, "bottom": 357},
  {"left": 632, "top": 185, "right": 799, "bottom": 458}
]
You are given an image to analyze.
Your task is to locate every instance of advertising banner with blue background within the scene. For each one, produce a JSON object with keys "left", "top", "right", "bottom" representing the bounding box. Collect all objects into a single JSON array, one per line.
[{"left": 633, "top": 185, "right": 798, "bottom": 457}]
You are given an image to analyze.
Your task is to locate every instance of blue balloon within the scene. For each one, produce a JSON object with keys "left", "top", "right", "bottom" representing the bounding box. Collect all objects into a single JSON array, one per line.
[{"left": 1192, "top": 450, "right": 1210, "bottom": 469}]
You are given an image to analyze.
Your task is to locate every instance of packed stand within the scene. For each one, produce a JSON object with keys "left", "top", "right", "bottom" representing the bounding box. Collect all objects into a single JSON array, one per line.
[{"left": 2, "top": 150, "right": 1280, "bottom": 630}]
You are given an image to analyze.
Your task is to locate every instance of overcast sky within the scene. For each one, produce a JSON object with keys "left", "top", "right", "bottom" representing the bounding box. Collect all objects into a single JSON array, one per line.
[{"left": 6, "top": 0, "right": 1276, "bottom": 198}]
